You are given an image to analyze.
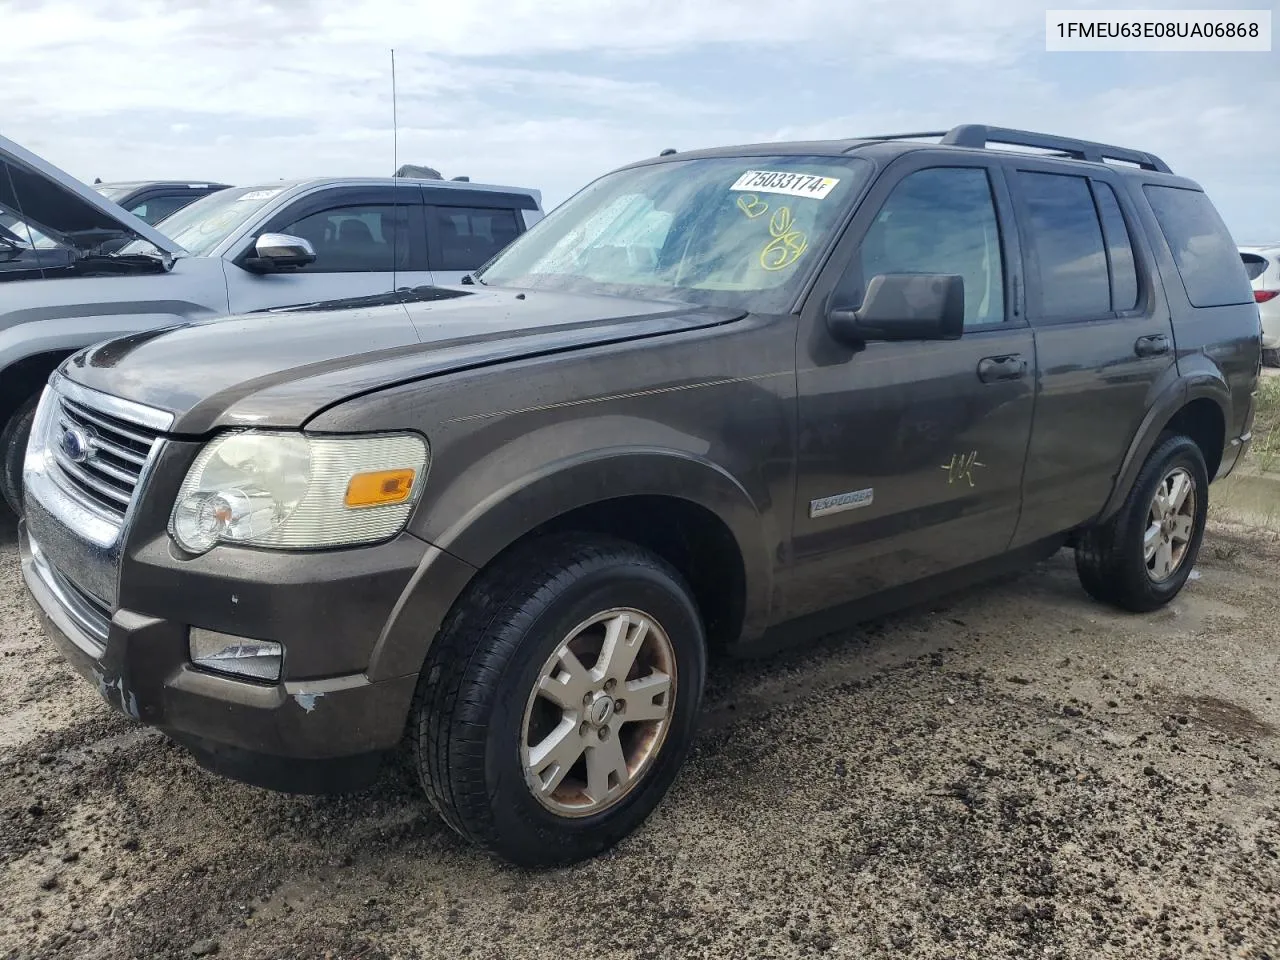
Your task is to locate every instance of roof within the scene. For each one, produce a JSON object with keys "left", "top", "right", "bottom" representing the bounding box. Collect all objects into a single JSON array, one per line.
[
  {"left": 97, "top": 180, "right": 231, "bottom": 189},
  {"left": 235, "top": 176, "right": 541, "bottom": 199},
  {"left": 627, "top": 123, "right": 1185, "bottom": 181}
]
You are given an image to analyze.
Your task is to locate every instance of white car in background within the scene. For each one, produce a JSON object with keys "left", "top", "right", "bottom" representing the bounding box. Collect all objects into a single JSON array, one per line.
[{"left": 1240, "top": 244, "right": 1279, "bottom": 366}]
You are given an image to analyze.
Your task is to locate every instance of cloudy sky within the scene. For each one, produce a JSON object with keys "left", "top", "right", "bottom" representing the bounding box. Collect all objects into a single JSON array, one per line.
[{"left": 3, "top": 0, "right": 1277, "bottom": 241}]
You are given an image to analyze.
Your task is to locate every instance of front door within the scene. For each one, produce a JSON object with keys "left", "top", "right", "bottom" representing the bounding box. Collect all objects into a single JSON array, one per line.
[
  {"left": 226, "top": 185, "right": 434, "bottom": 314},
  {"left": 785, "top": 158, "right": 1035, "bottom": 620}
]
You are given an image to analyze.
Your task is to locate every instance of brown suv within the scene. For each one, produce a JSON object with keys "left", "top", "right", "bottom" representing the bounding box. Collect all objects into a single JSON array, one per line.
[{"left": 19, "top": 125, "right": 1262, "bottom": 867}]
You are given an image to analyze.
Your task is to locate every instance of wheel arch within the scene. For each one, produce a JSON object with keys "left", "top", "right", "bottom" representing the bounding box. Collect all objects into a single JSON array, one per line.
[
  {"left": 1098, "top": 375, "right": 1229, "bottom": 524},
  {"left": 368, "top": 450, "right": 775, "bottom": 683}
]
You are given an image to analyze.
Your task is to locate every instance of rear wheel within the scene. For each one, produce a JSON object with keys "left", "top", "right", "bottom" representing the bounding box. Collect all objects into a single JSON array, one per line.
[
  {"left": 1074, "top": 433, "right": 1208, "bottom": 612},
  {"left": 410, "top": 534, "right": 706, "bottom": 867},
  {"left": 0, "top": 394, "right": 39, "bottom": 517},
  {"left": 1263, "top": 347, "right": 1279, "bottom": 368}
]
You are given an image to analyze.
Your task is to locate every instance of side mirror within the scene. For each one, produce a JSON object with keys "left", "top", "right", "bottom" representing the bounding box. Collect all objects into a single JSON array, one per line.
[
  {"left": 244, "top": 233, "right": 316, "bottom": 272},
  {"left": 827, "top": 273, "right": 965, "bottom": 345}
]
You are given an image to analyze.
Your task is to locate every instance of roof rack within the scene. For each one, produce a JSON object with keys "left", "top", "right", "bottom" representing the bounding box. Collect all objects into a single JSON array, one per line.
[{"left": 856, "top": 124, "right": 1171, "bottom": 173}]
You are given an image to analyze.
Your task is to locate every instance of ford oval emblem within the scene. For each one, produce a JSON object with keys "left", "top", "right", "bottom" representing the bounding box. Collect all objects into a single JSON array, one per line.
[{"left": 60, "top": 425, "right": 94, "bottom": 464}]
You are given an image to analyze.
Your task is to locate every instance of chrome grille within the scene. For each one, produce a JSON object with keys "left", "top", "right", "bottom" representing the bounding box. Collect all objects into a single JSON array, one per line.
[
  {"left": 49, "top": 393, "right": 162, "bottom": 520},
  {"left": 30, "top": 538, "right": 111, "bottom": 648}
]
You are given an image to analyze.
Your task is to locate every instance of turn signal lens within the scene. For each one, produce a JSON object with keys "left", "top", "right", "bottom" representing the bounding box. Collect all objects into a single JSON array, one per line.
[{"left": 345, "top": 469, "right": 416, "bottom": 508}]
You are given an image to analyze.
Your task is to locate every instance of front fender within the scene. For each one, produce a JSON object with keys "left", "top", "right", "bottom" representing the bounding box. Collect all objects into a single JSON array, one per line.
[
  {"left": 0, "top": 313, "right": 190, "bottom": 373},
  {"left": 363, "top": 447, "right": 778, "bottom": 683},
  {"left": 430, "top": 447, "right": 774, "bottom": 627}
]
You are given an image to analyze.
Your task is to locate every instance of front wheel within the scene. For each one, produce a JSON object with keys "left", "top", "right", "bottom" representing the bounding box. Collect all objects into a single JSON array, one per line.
[
  {"left": 1075, "top": 433, "right": 1209, "bottom": 612},
  {"left": 411, "top": 534, "right": 706, "bottom": 867},
  {"left": 0, "top": 394, "right": 39, "bottom": 517}
]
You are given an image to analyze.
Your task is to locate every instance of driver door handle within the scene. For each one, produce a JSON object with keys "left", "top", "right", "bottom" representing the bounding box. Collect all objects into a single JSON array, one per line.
[
  {"left": 977, "top": 354, "right": 1027, "bottom": 383},
  {"left": 1135, "top": 334, "right": 1171, "bottom": 357}
]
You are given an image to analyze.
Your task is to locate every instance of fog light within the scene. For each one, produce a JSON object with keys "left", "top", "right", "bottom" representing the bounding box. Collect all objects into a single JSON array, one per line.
[{"left": 189, "top": 628, "right": 283, "bottom": 682}]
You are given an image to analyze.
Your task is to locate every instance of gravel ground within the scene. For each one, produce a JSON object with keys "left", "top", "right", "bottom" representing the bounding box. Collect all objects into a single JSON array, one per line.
[{"left": 1, "top": 506, "right": 1278, "bottom": 960}]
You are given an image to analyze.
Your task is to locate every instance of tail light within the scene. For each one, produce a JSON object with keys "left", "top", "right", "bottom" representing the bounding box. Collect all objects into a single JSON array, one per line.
[{"left": 1256, "top": 290, "right": 1278, "bottom": 303}]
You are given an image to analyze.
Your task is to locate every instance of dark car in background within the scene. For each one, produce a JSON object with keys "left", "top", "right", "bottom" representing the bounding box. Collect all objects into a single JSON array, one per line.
[{"left": 93, "top": 180, "right": 232, "bottom": 226}]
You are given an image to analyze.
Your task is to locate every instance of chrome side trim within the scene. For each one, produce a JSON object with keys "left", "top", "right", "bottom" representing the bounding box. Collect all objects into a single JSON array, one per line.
[{"left": 51, "top": 372, "right": 175, "bottom": 433}]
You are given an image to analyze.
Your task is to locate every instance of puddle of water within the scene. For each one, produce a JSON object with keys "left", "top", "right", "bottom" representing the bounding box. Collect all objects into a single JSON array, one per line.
[{"left": 1213, "top": 472, "right": 1280, "bottom": 529}]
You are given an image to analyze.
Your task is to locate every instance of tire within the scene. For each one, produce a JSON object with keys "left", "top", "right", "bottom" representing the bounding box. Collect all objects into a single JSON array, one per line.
[
  {"left": 1263, "top": 347, "right": 1280, "bottom": 368},
  {"left": 0, "top": 394, "right": 39, "bottom": 518},
  {"left": 410, "top": 533, "right": 706, "bottom": 867},
  {"left": 1074, "top": 433, "right": 1209, "bottom": 613}
]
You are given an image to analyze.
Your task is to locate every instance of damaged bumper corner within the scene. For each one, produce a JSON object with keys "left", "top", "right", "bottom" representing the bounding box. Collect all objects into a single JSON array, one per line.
[{"left": 19, "top": 521, "right": 419, "bottom": 794}]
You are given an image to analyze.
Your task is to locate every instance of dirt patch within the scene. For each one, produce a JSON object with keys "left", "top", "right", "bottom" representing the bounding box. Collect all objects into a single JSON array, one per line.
[
  {"left": 1153, "top": 690, "right": 1277, "bottom": 740},
  {"left": 2, "top": 516, "right": 1279, "bottom": 959}
]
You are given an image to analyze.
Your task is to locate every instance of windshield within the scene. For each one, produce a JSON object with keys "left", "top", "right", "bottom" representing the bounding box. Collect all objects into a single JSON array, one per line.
[
  {"left": 120, "top": 185, "right": 287, "bottom": 257},
  {"left": 476, "top": 155, "right": 872, "bottom": 310},
  {"left": 0, "top": 209, "right": 64, "bottom": 249}
]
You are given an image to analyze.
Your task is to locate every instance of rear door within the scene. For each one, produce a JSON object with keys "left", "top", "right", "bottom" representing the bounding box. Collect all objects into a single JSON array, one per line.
[
  {"left": 224, "top": 184, "right": 430, "bottom": 313},
  {"left": 424, "top": 188, "right": 533, "bottom": 285},
  {"left": 1006, "top": 162, "right": 1174, "bottom": 547},
  {"left": 785, "top": 155, "right": 1036, "bottom": 619}
]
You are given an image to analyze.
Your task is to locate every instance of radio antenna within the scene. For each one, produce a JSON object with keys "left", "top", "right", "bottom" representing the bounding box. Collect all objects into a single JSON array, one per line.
[{"left": 389, "top": 48, "right": 405, "bottom": 297}]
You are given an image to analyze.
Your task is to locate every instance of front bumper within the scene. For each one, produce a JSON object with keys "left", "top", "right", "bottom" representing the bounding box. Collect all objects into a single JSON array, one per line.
[{"left": 20, "top": 520, "right": 431, "bottom": 794}]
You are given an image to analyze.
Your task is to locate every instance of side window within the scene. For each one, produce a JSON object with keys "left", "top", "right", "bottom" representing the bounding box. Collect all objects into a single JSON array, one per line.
[
  {"left": 278, "top": 204, "right": 411, "bottom": 273},
  {"left": 1091, "top": 182, "right": 1139, "bottom": 311},
  {"left": 429, "top": 206, "right": 521, "bottom": 272},
  {"left": 1241, "top": 253, "right": 1268, "bottom": 282},
  {"left": 1016, "top": 171, "right": 1110, "bottom": 319},
  {"left": 1144, "top": 185, "right": 1253, "bottom": 308},
  {"left": 853, "top": 167, "right": 1005, "bottom": 327}
]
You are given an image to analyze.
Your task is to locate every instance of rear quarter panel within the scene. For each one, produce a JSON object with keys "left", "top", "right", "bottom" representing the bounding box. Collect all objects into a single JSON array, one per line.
[{"left": 1125, "top": 178, "right": 1261, "bottom": 450}]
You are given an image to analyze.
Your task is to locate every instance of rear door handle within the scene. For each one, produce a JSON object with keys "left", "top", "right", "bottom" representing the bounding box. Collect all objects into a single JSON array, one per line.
[
  {"left": 977, "top": 354, "right": 1027, "bottom": 383},
  {"left": 1135, "top": 334, "right": 1171, "bottom": 357}
]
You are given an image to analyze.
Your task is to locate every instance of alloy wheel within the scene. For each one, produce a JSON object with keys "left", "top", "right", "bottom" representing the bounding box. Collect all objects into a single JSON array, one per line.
[{"left": 521, "top": 608, "right": 677, "bottom": 817}]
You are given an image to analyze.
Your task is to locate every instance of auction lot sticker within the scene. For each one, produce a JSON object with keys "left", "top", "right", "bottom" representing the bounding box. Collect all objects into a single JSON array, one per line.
[{"left": 730, "top": 171, "right": 840, "bottom": 200}]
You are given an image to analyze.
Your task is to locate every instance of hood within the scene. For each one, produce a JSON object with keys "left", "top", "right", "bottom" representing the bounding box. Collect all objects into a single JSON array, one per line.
[
  {"left": 62, "top": 285, "right": 744, "bottom": 434},
  {"left": 0, "top": 133, "right": 183, "bottom": 256}
]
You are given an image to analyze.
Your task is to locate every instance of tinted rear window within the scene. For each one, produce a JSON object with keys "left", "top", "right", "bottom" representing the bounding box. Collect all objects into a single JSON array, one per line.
[
  {"left": 1143, "top": 186, "right": 1252, "bottom": 307},
  {"left": 1241, "top": 253, "right": 1269, "bottom": 282},
  {"left": 1016, "top": 171, "right": 1111, "bottom": 318}
]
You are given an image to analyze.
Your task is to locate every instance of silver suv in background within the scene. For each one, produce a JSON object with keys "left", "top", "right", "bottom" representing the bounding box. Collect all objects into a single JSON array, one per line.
[
  {"left": 0, "top": 132, "right": 543, "bottom": 514},
  {"left": 1240, "top": 244, "right": 1279, "bottom": 366}
]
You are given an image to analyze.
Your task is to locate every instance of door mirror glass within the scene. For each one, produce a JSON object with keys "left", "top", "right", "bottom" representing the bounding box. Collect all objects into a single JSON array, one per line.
[
  {"left": 246, "top": 233, "right": 316, "bottom": 272},
  {"left": 827, "top": 273, "right": 965, "bottom": 343}
]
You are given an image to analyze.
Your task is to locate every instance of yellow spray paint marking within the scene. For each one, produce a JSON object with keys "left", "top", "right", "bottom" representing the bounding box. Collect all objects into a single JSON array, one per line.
[
  {"left": 941, "top": 450, "right": 985, "bottom": 486},
  {"left": 736, "top": 194, "right": 770, "bottom": 219},
  {"left": 759, "top": 206, "right": 808, "bottom": 271}
]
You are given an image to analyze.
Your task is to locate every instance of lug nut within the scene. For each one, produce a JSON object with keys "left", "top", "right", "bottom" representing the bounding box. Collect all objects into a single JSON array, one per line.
[
  {"left": 583, "top": 692, "right": 593, "bottom": 705},
  {"left": 579, "top": 722, "right": 591, "bottom": 738},
  {"left": 598, "top": 726, "right": 609, "bottom": 740},
  {"left": 604, "top": 678, "right": 617, "bottom": 692},
  {"left": 615, "top": 699, "right": 626, "bottom": 714}
]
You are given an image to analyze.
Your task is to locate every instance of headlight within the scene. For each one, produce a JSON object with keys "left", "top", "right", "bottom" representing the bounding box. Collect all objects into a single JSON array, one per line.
[{"left": 170, "top": 430, "right": 428, "bottom": 555}]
